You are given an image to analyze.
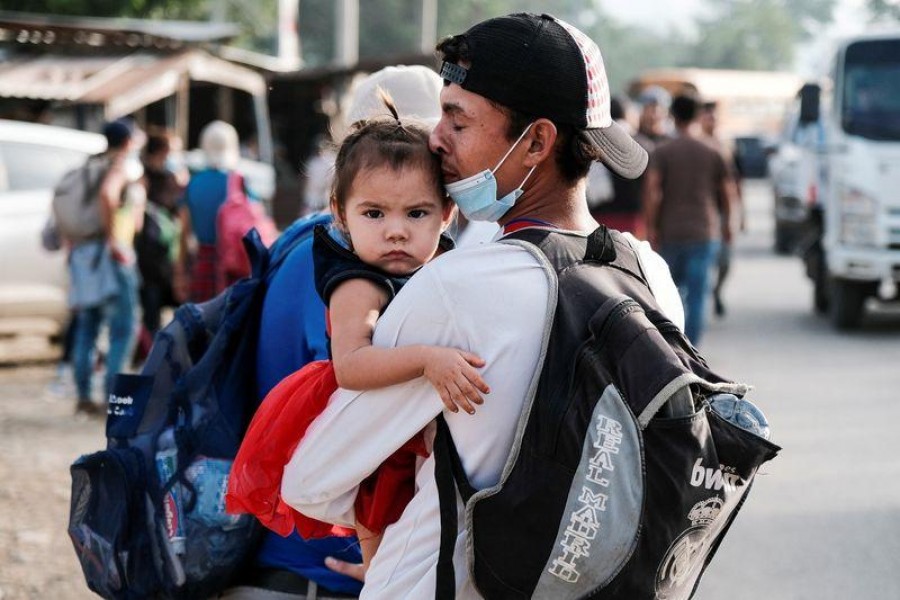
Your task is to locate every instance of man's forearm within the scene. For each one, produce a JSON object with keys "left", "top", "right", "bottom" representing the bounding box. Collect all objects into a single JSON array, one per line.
[
  {"left": 720, "top": 179, "right": 736, "bottom": 242},
  {"left": 642, "top": 170, "right": 662, "bottom": 245}
]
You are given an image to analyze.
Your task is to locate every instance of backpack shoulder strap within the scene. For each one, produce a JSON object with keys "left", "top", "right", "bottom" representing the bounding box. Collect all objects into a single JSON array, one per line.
[
  {"left": 266, "top": 212, "right": 333, "bottom": 278},
  {"left": 81, "top": 156, "right": 107, "bottom": 205},
  {"left": 434, "top": 238, "right": 559, "bottom": 600},
  {"left": 584, "top": 224, "right": 617, "bottom": 263},
  {"left": 502, "top": 225, "right": 643, "bottom": 283},
  {"left": 434, "top": 414, "right": 475, "bottom": 600}
]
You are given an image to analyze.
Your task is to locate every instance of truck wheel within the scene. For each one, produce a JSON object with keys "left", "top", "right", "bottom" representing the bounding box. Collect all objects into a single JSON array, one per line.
[
  {"left": 813, "top": 277, "right": 829, "bottom": 313},
  {"left": 774, "top": 225, "right": 792, "bottom": 255},
  {"left": 829, "top": 279, "right": 866, "bottom": 330}
]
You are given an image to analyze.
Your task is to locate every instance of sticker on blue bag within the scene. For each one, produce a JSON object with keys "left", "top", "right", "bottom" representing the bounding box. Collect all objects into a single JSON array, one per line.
[{"left": 106, "top": 373, "right": 154, "bottom": 439}]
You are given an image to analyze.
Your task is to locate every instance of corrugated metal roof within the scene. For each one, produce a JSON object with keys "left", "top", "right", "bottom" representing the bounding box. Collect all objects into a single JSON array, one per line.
[
  {"left": 0, "top": 50, "right": 266, "bottom": 119},
  {"left": 0, "top": 11, "right": 239, "bottom": 47},
  {"left": 0, "top": 54, "right": 132, "bottom": 101}
]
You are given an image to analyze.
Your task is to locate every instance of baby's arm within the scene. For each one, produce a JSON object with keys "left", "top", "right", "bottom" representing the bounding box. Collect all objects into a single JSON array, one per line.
[{"left": 330, "top": 279, "right": 490, "bottom": 414}]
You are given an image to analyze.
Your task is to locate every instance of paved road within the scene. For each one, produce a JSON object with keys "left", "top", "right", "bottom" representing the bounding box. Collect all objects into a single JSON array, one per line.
[
  {"left": 0, "top": 180, "right": 896, "bottom": 599},
  {"left": 695, "top": 180, "right": 900, "bottom": 599}
]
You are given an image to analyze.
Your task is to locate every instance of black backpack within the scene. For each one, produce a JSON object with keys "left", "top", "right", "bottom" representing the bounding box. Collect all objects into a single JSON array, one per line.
[
  {"left": 134, "top": 203, "right": 179, "bottom": 290},
  {"left": 67, "top": 214, "right": 331, "bottom": 599},
  {"left": 434, "top": 227, "right": 780, "bottom": 600}
]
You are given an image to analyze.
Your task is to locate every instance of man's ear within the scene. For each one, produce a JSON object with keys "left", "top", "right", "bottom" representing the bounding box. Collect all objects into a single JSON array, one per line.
[
  {"left": 523, "top": 119, "right": 558, "bottom": 168},
  {"left": 441, "top": 199, "right": 457, "bottom": 229}
]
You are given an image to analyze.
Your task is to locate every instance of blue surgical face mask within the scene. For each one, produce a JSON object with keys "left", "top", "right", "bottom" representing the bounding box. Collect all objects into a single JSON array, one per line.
[
  {"left": 445, "top": 123, "right": 536, "bottom": 222},
  {"left": 164, "top": 154, "right": 183, "bottom": 175}
]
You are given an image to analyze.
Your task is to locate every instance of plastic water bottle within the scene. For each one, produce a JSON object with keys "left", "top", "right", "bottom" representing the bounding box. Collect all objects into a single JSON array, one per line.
[
  {"left": 155, "top": 428, "right": 187, "bottom": 585},
  {"left": 708, "top": 393, "right": 771, "bottom": 440},
  {"left": 185, "top": 457, "right": 242, "bottom": 530}
]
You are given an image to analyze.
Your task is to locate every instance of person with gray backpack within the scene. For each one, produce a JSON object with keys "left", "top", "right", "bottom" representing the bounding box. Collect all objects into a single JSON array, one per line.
[
  {"left": 54, "top": 119, "right": 144, "bottom": 415},
  {"left": 281, "top": 13, "right": 777, "bottom": 599}
]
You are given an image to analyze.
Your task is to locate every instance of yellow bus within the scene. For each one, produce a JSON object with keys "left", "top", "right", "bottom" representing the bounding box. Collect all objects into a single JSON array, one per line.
[{"left": 628, "top": 68, "right": 803, "bottom": 139}]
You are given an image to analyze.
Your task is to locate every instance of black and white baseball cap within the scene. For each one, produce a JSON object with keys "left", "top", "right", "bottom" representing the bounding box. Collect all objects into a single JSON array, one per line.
[{"left": 439, "top": 13, "right": 648, "bottom": 179}]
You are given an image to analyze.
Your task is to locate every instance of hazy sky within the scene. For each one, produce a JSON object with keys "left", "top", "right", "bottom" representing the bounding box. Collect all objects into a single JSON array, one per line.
[
  {"left": 598, "top": 0, "right": 706, "bottom": 32},
  {"left": 599, "top": 0, "right": 871, "bottom": 75},
  {"left": 602, "top": 0, "right": 866, "bottom": 34}
]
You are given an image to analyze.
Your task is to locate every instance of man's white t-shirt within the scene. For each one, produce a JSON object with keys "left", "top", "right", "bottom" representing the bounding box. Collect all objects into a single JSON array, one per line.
[{"left": 282, "top": 233, "right": 683, "bottom": 599}]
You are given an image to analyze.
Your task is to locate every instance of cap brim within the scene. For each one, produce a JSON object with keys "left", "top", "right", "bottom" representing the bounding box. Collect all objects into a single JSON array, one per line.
[{"left": 585, "top": 121, "right": 648, "bottom": 180}]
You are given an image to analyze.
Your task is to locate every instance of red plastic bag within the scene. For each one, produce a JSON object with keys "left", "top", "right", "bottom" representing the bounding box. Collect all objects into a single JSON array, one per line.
[
  {"left": 226, "top": 360, "right": 428, "bottom": 538},
  {"left": 226, "top": 360, "right": 351, "bottom": 538}
]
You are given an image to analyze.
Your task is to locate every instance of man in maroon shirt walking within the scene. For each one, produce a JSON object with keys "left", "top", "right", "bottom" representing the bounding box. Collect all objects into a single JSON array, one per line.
[{"left": 643, "top": 95, "right": 738, "bottom": 344}]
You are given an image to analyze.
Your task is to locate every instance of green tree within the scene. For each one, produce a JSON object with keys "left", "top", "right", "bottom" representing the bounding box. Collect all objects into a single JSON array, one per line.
[
  {"left": 688, "top": 0, "right": 836, "bottom": 70},
  {"left": 437, "top": 0, "right": 585, "bottom": 38},
  {"left": 296, "top": 0, "right": 587, "bottom": 67},
  {"left": 783, "top": 0, "right": 838, "bottom": 33},
  {"left": 297, "top": 0, "right": 334, "bottom": 65},
  {"left": 867, "top": 0, "right": 900, "bottom": 20},
  {"left": 436, "top": 0, "right": 689, "bottom": 94},
  {"left": 218, "top": 0, "right": 279, "bottom": 55},
  {"left": 572, "top": 2, "right": 692, "bottom": 94},
  {"left": 0, "top": 0, "right": 206, "bottom": 19}
]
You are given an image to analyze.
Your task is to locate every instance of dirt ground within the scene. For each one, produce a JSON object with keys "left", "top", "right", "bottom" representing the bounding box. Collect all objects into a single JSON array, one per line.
[{"left": 0, "top": 361, "right": 103, "bottom": 600}]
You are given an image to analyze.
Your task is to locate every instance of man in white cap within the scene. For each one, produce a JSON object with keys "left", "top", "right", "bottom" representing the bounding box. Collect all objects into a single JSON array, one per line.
[
  {"left": 221, "top": 65, "right": 444, "bottom": 600},
  {"left": 283, "top": 13, "right": 683, "bottom": 599}
]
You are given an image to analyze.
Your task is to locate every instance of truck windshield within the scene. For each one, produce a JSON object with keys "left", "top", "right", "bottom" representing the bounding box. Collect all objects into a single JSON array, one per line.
[{"left": 842, "top": 39, "right": 900, "bottom": 141}]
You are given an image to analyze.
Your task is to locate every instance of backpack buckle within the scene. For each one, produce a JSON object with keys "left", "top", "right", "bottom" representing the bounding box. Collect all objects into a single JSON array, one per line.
[{"left": 585, "top": 225, "right": 616, "bottom": 263}]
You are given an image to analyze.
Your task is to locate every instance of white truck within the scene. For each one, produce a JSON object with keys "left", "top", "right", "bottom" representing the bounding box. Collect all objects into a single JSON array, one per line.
[{"left": 796, "top": 30, "right": 900, "bottom": 329}]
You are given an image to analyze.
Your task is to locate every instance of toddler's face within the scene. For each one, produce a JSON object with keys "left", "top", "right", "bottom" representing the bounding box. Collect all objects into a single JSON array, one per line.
[{"left": 339, "top": 165, "right": 452, "bottom": 276}]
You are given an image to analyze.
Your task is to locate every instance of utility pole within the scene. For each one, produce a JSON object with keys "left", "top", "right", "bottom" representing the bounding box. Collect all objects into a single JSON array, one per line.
[
  {"left": 335, "top": 0, "right": 359, "bottom": 67},
  {"left": 420, "top": 0, "right": 437, "bottom": 54},
  {"left": 278, "top": 0, "right": 301, "bottom": 69}
]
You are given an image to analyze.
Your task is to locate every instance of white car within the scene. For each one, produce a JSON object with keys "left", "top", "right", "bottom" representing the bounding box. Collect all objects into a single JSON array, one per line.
[{"left": 0, "top": 120, "right": 107, "bottom": 338}]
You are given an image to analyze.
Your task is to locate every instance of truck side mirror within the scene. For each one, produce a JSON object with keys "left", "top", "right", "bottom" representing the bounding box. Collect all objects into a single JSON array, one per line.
[{"left": 799, "top": 84, "right": 820, "bottom": 124}]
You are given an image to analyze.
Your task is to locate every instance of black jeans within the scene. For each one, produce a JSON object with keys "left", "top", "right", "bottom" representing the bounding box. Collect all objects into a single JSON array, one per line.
[{"left": 140, "top": 282, "right": 175, "bottom": 334}]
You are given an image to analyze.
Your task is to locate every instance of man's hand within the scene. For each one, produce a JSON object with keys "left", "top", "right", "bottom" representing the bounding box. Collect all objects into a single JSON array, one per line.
[
  {"left": 110, "top": 243, "right": 128, "bottom": 265},
  {"left": 324, "top": 556, "right": 366, "bottom": 582},
  {"left": 722, "top": 225, "right": 734, "bottom": 245}
]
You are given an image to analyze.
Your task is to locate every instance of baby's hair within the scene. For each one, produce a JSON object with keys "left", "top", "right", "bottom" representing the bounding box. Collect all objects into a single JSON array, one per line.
[
  {"left": 330, "top": 90, "right": 446, "bottom": 220},
  {"left": 379, "top": 87, "right": 402, "bottom": 123}
]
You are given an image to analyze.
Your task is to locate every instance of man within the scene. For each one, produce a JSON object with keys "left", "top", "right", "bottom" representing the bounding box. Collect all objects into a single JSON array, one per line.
[
  {"left": 66, "top": 119, "right": 143, "bottom": 414},
  {"left": 282, "top": 14, "right": 684, "bottom": 598},
  {"left": 591, "top": 95, "right": 648, "bottom": 237},
  {"left": 635, "top": 85, "right": 672, "bottom": 147},
  {"left": 698, "top": 100, "right": 742, "bottom": 317},
  {"left": 135, "top": 130, "right": 184, "bottom": 356},
  {"left": 220, "top": 65, "right": 444, "bottom": 600},
  {"left": 644, "top": 95, "right": 737, "bottom": 344}
]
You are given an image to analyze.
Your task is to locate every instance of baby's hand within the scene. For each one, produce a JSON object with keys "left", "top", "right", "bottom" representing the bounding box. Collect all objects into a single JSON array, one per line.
[{"left": 422, "top": 348, "right": 490, "bottom": 415}]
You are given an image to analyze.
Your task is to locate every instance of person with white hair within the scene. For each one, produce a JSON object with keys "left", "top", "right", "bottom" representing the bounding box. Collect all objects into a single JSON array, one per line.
[
  {"left": 219, "top": 65, "right": 445, "bottom": 600},
  {"left": 175, "top": 120, "right": 244, "bottom": 302}
]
